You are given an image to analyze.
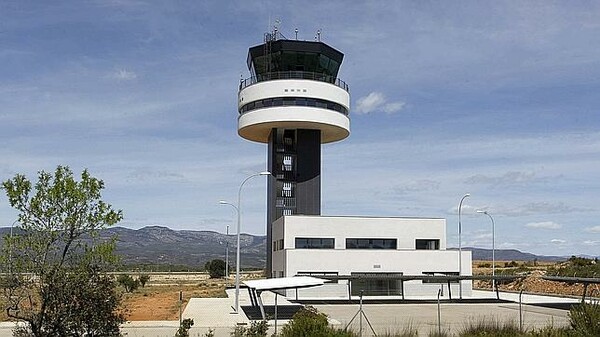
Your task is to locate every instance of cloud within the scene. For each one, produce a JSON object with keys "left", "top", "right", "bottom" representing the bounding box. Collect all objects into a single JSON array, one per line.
[
  {"left": 111, "top": 69, "right": 137, "bottom": 81},
  {"left": 526, "top": 221, "right": 562, "bottom": 229},
  {"left": 550, "top": 239, "right": 566, "bottom": 244},
  {"left": 500, "top": 202, "right": 589, "bottom": 217},
  {"left": 392, "top": 179, "right": 440, "bottom": 194},
  {"left": 585, "top": 226, "right": 600, "bottom": 233},
  {"left": 355, "top": 92, "right": 405, "bottom": 114},
  {"left": 583, "top": 240, "right": 600, "bottom": 246},
  {"left": 464, "top": 171, "right": 564, "bottom": 190},
  {"left": 447, "top": 203, "right": 479, "bottom": 215},
  {"left": 465, "top": 171, "right": 537, "bottom": 186},
  {"left": 126, "top": 169, "right": 186, "bottom": 183}
]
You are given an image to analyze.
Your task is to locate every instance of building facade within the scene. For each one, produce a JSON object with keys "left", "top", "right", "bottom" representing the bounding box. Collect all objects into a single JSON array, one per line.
[{"left": 272, "top": 215, "right": 472, "bottom": 298}]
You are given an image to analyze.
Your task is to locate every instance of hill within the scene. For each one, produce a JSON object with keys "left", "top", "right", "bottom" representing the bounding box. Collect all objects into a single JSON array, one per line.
[
  {"left": 464, "top": 247, "right": 566, "bottom": 262},
  {"left": 2, "top": 227, "right": 592, "bottom": 268},
  {"left": 0, "top": 226, "right": 266, "bottom": 269}
]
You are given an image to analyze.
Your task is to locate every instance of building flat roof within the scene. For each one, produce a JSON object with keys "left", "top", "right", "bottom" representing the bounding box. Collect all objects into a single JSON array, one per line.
[
  {"left": 243, "top": 276, "right": 326, "bottom": 291},
  {"left": 281, "top": 214, "right": 446, "bottom": 220}
]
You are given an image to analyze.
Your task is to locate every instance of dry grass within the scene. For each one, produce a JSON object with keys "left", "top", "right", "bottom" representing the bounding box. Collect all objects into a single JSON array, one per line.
[
  {"left": 121, "top": 276, "right": 229, "bottom": 321},
  {"left": 122, "top": 283, "right": 226, "bottom": 320}
]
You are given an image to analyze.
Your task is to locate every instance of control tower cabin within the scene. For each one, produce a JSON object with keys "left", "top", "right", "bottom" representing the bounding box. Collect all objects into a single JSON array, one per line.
[{"left": 238, "top": 35, "right": 350, "bottom": 276}]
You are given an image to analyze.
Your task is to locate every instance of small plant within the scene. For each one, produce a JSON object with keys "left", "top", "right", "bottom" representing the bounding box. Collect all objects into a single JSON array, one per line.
[
  {"left": 175, "top": 318, "right": 194, "bottom": 337},
  {"left": 428, "top": 331, "right": 451, "bottom": 337},
  {"left": 204, "top": 328, "right": 215, "bottom": 337},
  {"left": 381, "top": 322, "right": 418, "bottom": 337},
  {"left": 459, "top": 317, "right": 524, "bottom": 336},
  {"left": 230, "top": 320, "right": 268, "bottom": 337}
]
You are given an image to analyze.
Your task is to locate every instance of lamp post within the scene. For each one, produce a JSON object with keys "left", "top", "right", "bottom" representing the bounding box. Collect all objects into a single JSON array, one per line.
[
  {"left": 220, "top": 170, "right": 270, "bottom": 314},
  {"left": 477, "top": 210, "right": 495, "bottom": 289},
  {"left": 225, "top": 225, "right": 229, "bottom": 278},
  {"left": 458, "top": 193, "right": 470, "bottom": 299},
  {"left": 8, "top": 219, "right": 18, "bottom": 274}
]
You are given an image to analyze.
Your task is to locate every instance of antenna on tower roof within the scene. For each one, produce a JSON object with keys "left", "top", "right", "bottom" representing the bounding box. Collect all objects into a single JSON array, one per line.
[
  {"left": 274, "top": 19, "right": 281, "bottom": 39},
  {"left": 316, "top": 29, "right": 322, "bottom": 42},
  {"left": 295, "top": 28, "right": 298, "bottom": 40}
]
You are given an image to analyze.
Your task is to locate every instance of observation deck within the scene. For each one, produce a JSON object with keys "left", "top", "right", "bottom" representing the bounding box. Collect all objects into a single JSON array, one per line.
[{"left": 237, "top": 39, "right": 350, "bottom": 144}]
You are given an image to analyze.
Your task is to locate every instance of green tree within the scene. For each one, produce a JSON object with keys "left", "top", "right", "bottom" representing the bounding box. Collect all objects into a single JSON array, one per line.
[
  {"left": 205, "top": 259, "right": 226, "bottom": 278},
  {"left": 117, "top": 274, "right": 139, "bottom": 293},
  {"left": 0, "top": 166, "right": 124, "bottom": 337}
]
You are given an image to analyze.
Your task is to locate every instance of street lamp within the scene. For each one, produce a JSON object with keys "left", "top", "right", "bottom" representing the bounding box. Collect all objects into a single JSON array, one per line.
[
  {"left": 8, "top": 219, "right": 18, "bottom": 274},
  {"left": 458, "top": 193, "right": 470, "bottom": 299},
  {"left": 477, "top": 210, "right": 496, "bottom": 289},
  {"left": 225, "top": 225, "right": 229, "bottom": 278},
  {"left": 219, "top": 170, "right": 270, "bottom": 314}
]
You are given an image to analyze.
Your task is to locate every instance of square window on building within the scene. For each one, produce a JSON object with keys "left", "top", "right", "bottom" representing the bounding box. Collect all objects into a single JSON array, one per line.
[{"left": 416, "top": 239, "right": 440, "bottom": 250}]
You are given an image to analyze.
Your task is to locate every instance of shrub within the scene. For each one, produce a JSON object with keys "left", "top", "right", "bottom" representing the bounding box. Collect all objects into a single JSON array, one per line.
[
  {"left": 205, "top": 259, "right": 227, "bottom": 279},
  {"left": 280, "top": 306, "right": 355, "bottom": 337},
  {"left": 230, "top": 320, "right": 268, "bottom": 337},
  {"left": 568, "top": 302, "right": 600, "bottom": 336},
  {"left": 175, "top": 318, "right": 194, "bottom": 337},
  {"left": 138, "top": 274, "right": 150, "bottom": 287},
  {"left": 117, "top": 274, "right": 139, "bottom": 293}
]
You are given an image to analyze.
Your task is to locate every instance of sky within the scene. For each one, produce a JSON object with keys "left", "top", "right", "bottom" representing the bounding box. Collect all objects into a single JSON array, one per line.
[{"left": 1, "top": 1, "right": 599, "bottom": 257}]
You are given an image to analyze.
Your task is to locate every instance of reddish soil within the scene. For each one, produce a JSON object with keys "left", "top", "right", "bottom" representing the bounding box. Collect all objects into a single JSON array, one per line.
[{"left": 123, "top": 282, "right": 227, "bottom": 321}]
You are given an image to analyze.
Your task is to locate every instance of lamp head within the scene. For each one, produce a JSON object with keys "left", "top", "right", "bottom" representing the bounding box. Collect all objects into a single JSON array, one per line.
[
  {"left": 219, "top": 200, "right": 228, "bottom": 205},
  {"left": 259, "top": 171, "right": 271, "bottom": 176},
  {"left": 476, "top": 210, "right": 487, "bottom": 214}
]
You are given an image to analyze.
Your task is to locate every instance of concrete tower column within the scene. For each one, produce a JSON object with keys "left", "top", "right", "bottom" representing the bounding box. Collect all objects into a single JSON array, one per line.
[{"left": 237, "top": 35, "right": 350, "bottom": 277}]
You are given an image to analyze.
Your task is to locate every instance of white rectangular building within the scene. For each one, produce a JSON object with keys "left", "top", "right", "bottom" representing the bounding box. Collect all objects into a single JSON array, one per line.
[{"left": 271, "top": 215, "right": 472, "bottom": 298}]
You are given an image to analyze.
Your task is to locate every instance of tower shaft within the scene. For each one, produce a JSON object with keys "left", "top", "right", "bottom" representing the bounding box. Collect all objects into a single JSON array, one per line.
[{"left": 238, "top": 37, "right": 350, "bottom": 277}]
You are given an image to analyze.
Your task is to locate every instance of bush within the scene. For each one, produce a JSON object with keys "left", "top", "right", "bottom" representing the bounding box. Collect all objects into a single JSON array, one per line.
[
  {"left": 505, "top": 261, "right": 519, "bottom": 268},
  {"left": 205, "top": 259, "right": 227, "bottom": 279},
  {"left": 117, "top": 274, "right": 139, "bottom": 293},
  {"left": 175, "top": 318, "right": 194, "bottom": 337},
  {"left": 230, "top": 320, "right": 268, "bottom": 337},
  {"left": 138, "top": 274, "right": 150, "bottom": 287},
  {"left": 280, "top": 306, "right": 354, "bottom": 337},
  {"left": 547, "top": 257, "right": 600, "bottom": 277},
  {"left": 568, "top": 302, "right": 600, "bottom": 336}
]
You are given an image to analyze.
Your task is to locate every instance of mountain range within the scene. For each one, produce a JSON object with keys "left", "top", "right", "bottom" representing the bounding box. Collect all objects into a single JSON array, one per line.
[{"left": 0, "top": 226, "right": 591, "bottom": 269}]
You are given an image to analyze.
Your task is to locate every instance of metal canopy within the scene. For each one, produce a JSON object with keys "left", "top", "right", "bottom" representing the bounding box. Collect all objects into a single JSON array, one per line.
[
  {"left": 244, "top": 276, "right": 326, "bottom": 291},
  {"left": 243, "top": 276, "right": 327, "bottom": 321}
]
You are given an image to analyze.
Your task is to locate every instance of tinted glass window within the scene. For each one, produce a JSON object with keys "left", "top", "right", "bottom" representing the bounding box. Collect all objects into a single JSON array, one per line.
[
  {"left": 346, "top": 238, "right": 397, "bottom": 249},
  {"left": 295, "top": 238, "right": 334, "bottom": 249}
]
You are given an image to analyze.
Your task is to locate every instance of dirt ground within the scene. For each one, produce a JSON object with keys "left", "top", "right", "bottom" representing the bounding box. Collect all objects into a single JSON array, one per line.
[
  {"left": 122, "top": 283, "right": 226, "bottom": 321},
  {"left": 472, "top": 262, "right": 600, "bottom": 299},
  {"left": 2, "top": 267, "right": 598, "bottom": 322},
  {"left": 122, "top": 271, "right": 262, "bottom": 321}
]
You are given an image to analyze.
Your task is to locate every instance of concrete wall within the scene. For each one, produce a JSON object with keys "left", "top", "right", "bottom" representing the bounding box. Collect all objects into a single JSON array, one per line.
[{"left": 272, "top": 215, "right": 473, "bottom": 298}]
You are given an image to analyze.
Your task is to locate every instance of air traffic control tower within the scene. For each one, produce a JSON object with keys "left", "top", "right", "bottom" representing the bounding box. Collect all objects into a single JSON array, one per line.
[{"left": 238, "top": 33, "right": 350, "bottom": 276}]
